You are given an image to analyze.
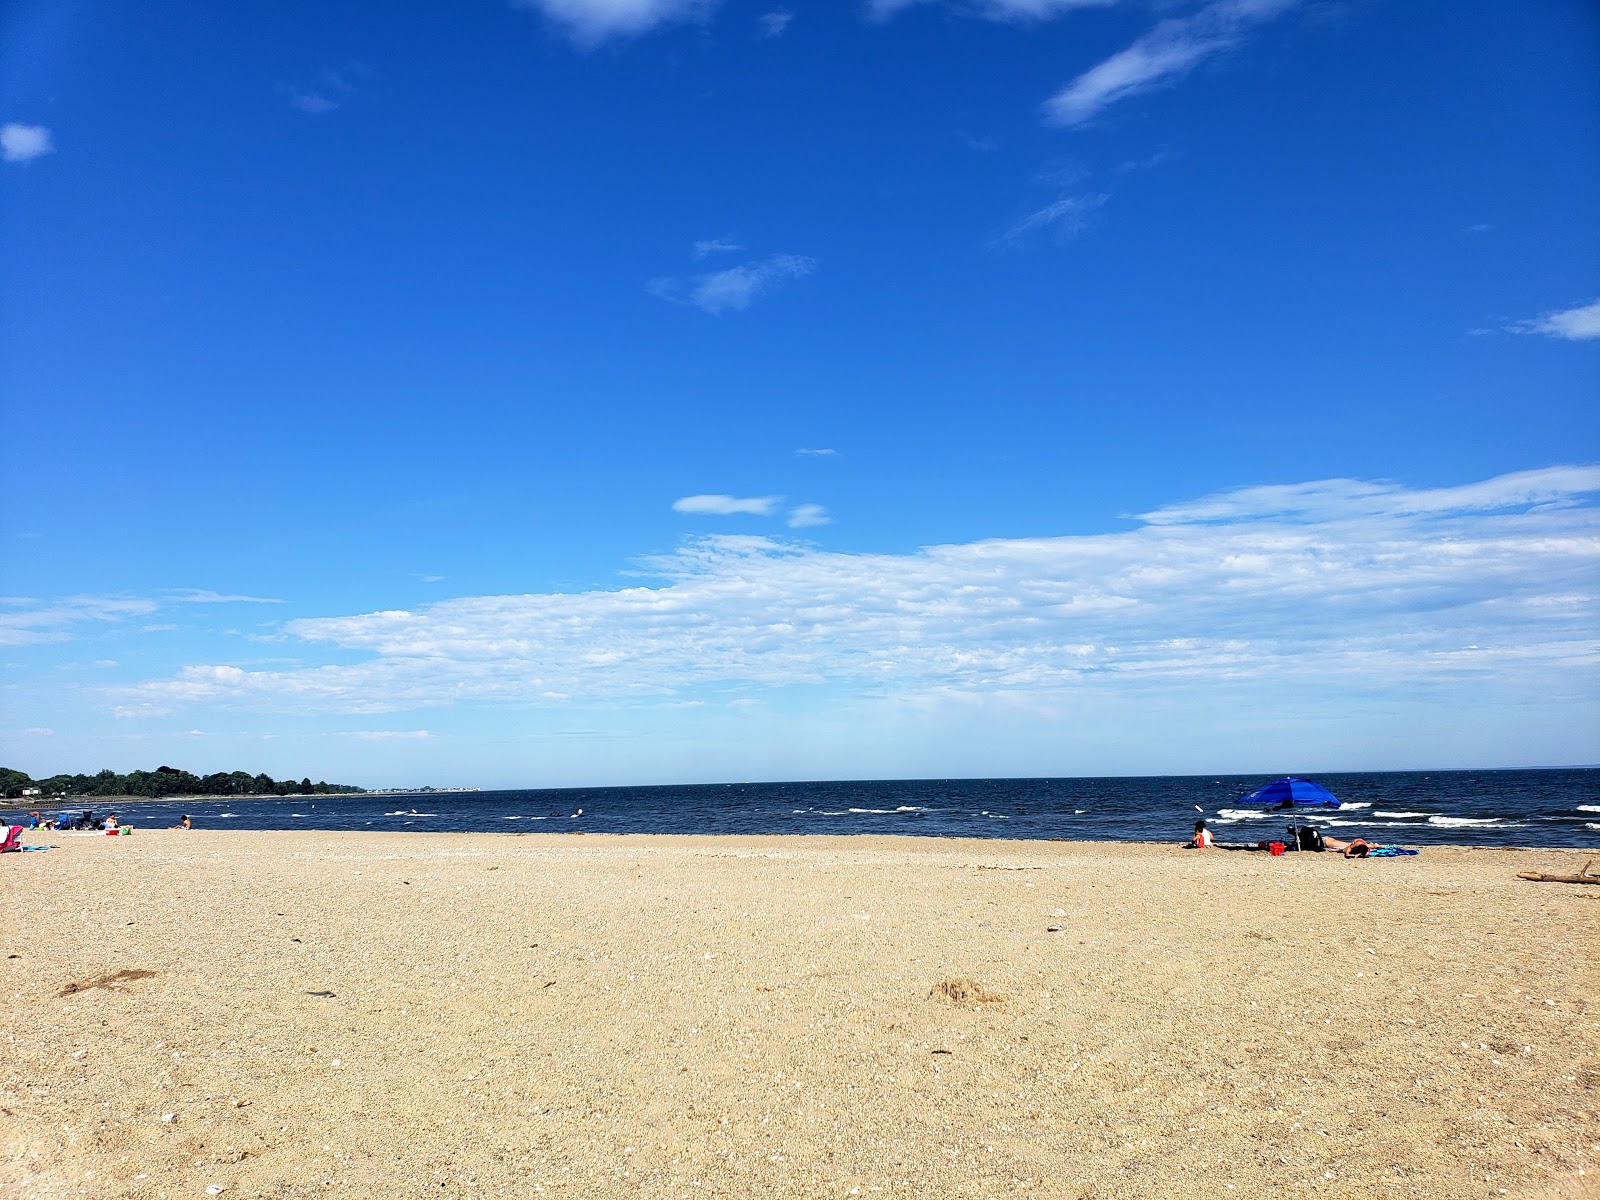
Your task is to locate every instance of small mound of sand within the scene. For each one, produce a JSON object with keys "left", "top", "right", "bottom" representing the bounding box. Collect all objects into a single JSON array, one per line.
[{"left": 931, "top": 976, "right": 1004, "bottom": 1005}]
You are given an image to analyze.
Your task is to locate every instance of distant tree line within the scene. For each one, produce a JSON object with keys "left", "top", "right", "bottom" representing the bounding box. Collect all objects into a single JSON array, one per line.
[{"left": 0, "top": 765, "right": 365, "bottom": 801}]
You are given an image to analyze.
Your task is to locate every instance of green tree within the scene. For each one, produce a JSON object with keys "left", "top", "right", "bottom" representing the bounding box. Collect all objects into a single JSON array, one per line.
[{"left": 0, "top": 767, "right": 34, "bottom": 799}]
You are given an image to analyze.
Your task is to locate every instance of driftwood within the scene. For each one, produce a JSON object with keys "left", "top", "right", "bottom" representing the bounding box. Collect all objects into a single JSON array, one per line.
[
  {"left": 1517, "top": 872, "right": 1600, "bottom": 885},
  {"left": 1518, "top": 859, "right": 1600, "bottom": 885}
]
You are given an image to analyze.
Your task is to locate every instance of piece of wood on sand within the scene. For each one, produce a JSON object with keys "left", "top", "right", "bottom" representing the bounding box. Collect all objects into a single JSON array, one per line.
[{"left": 1517, "top": 859, "right": 1600, "bottom": 885}]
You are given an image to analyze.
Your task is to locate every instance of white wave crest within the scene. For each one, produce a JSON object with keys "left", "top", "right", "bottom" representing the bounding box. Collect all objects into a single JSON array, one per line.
[
  {"left": 1375, "top": 811, "right": 1427, "bottom": 818},
  {"left": 1578, "top": 805, "right": 1600, "bottom": 813},
  {"left": 1428, "top": 816, "right": 1503, "bottom": 828},
  {"left": 1339, "top": 802, "right": 1372, "bottom": 809}
]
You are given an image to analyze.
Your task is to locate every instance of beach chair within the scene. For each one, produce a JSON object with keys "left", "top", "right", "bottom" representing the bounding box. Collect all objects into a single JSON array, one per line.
[{"left": 0, "top": 825, "right": 22, "bottom": 854}]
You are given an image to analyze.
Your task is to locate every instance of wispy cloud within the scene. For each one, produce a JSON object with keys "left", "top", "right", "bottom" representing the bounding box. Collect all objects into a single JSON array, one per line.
[
  {"left": 350, "top": 729, "right": 432, "bottom": 741},
  {"left": 277, "top": 66, "right": 367, "bottom": 116},
  {"left": 0, "top": 596, "right": 157, "bottom": 648},
  {"left": 995, "top": 192, "right": 1108, "bottom": 248},
  {"left": 692, "top": 237, "right": 742, "bottom": 259},
  {"left": 787, "top": 504, "right": 831, "bottom": 528},
  {"left": 872, "top": 0, "right": 1117, "bottom": 21},
  {"left": 1507, "top": 298, "right": 1600, "bottom": 342},
  {"left": 650, "top": 254, "right": 816, "bottom": 314},
  {"left": 795, "top": 448, "right": 836, "bottom": 457},
  {"left": 168, "top": 589, "right": 286, "bottom": 604},
  {"left": 1, "top": 123, "right": 53, "bottom": 163},
  {"left": 758, "top": 10, "right": 793, "bottom": 36},
  {"left": 114, "top": 467, "right": 1600, "bottom": 722},
  {"left": 673, "top": 494, "right": 781, "bottom": 516},
  {"left": 512, "top": 0, "right": 714, "bottom": 45},
  {"left": 1137, "top": 466, "right": 1600, "bottom": 525},
  {"left": 1043, "top": 0, "right": 1298, "bottom": 127}
]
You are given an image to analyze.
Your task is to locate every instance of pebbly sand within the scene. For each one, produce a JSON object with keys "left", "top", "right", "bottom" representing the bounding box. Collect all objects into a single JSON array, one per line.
[{"left": 1, "top": 831, "right": 1596, "bottom": 1200}]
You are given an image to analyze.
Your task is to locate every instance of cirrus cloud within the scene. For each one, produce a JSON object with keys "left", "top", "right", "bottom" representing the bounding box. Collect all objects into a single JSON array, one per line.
[
  {"left": 649, "top": 254, "right": 815, "bottom": 315},
  {"left": 1043, "top": 0, "right": 1299, "bottom": 127}
]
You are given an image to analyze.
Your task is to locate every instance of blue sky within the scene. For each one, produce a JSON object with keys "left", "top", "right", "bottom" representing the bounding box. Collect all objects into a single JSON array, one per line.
[{"left": 2, "top": 0, "right": 1597, "bottom": 788}]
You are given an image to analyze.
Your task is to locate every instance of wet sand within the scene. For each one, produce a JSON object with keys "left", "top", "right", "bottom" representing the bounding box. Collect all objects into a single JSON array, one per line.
[{"left": 2, "top": 831, "right": 1595, "bottom": 1199}]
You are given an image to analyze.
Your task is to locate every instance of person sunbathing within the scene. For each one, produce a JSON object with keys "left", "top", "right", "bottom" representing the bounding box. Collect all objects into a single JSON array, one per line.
[{"left": 1321, "top": 834, "right": 1371, "bottom": 858}]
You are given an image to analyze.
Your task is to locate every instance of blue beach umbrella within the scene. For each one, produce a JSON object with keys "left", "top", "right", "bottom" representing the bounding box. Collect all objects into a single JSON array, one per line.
[{"left": 1238, "top": 777, "right": 1341, "bottom": 808}]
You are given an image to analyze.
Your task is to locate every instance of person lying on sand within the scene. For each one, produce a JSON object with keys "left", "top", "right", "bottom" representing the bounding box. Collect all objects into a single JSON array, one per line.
[{"left": 1321, "top": 834, "right": 1370, "bottom": 858}]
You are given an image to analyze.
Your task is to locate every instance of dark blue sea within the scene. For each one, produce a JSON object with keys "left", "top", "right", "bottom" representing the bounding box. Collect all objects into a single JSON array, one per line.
[{"left": 10, "top": 768, "right": 1598, "bottom": 849}]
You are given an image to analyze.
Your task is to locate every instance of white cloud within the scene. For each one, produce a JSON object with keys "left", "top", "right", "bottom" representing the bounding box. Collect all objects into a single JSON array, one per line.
[
  {"left": 1043, "top": 0, "right": 1298, "bottom": 127},
  {"left": 870, "top": 0, "right": 1107, "bottom": 20},
  {"left": 277, "top": 66, "right": 367, "bottom": 115},
  {"left": 281, "top": 87, "right": 338, "bottom": 114},
  {"left": 979, "top": 0, "right": 1118, "bottom": 15},
  {"left": 870, "top": 0, "right": 1135, "bottom": 24},
  {"left": 692, "top": 237, "right": 743, "bottom": 259},
  {"left": 1, "top": 123, "right": 53, "bottom": 163},
  {"left": 1508, "top": 298, "right": 1600, "bottom": 342},
  {"left": 795, "top": 448, "right": 836, "bottom": 457},
  {"left": 350, "top": 729, "right": 432, "bottom": 741},
  {"left": 1137, "top": 465, "right": 1600, "bottom": 525},
  {"left": 758, "top": 10, "right": 793, "bottom": 36},
  {"left": 653, "top": 254, "right": 815, "bottom": 315},
  {"left": 996, "top": 192, "right": 1108, "bottom": 247},
  {"left": 673, "top": 494, "right": 781, "bottom": 516},
  {"left": 115, "top": 467, "right": 1600, "bottom": 724},
  {"left": 787, "top": 504, "right": 831, "bottom": 528},
  {"left": 512, "top": 0, "right": 713, "bottom": 44},
  {"left": 0, "top": 596, "right": 158, "bottom": 647},
  {"left": 169, "top": 589, "right": 286, "bottom": 604}
]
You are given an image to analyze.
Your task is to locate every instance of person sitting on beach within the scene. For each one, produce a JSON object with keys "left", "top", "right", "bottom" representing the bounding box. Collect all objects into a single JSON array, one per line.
[
  {"left": 1187, "top": 819, "right": 1215, "bottom": 849},
  {"left": 104, "top": 813, "right": 119, "bottom": 833},
  {"left": 173, "top": 814, "right": 192, "bottom": 830},
  {"left": 1321, "top": 834, "right": 1370, "bottom": 858}
]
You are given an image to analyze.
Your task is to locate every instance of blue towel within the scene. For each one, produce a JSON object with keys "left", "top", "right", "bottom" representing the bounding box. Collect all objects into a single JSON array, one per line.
[{"left": 1369, "top": 845, "right": 1418, "bottom": 857}]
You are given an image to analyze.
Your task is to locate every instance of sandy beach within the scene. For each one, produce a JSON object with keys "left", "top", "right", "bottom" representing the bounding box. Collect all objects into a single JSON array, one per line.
[{"left": 2, "top": 830, "right": 1595, "bottom": 1199}]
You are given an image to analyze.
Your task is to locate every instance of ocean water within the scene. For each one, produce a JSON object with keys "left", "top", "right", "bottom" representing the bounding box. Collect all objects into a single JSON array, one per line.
[{"left": 9, "top": 768, "right": 1597, "bottom": 850}]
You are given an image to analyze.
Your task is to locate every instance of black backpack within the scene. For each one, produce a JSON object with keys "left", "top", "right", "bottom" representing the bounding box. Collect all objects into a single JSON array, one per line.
[{"left": 1296, "top": 824, "right": 1325, "bottom": 852}]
